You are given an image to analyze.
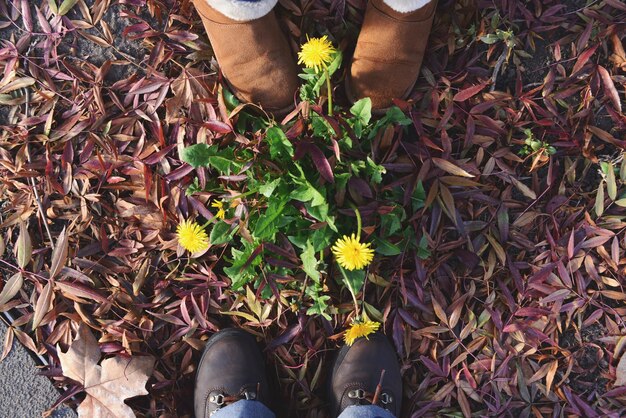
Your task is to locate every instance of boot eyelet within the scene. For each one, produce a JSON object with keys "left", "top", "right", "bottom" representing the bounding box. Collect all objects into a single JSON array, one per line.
[
  {"left": 348, "top": 389, "right": 365, "bottom": 399},
  {"left": 244, "top": 391, "right": 256, "bottom": 400},
  {"left": 380, "top": 393, "right": 393, "bottom": 404},
  {"left": 209, "top": 394, "right": 225, "bottom": 406}
]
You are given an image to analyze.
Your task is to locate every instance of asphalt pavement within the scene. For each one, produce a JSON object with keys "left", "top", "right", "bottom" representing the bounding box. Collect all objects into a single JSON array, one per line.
[{"left": 0, "top": 319, "right": 76, "bottom": 418}]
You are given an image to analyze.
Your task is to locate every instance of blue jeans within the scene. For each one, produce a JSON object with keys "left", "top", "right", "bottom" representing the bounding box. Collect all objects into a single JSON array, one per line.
[{"left": 212, "top": 400, "right": 396, "bottom": 418}]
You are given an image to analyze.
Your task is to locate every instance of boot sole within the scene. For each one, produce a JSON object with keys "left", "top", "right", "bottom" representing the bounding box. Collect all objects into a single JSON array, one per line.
[
  {"left": 221, "top": 74, "right": 295, "bottom": 119},
  {"left": 344, "top": 72, "right": 417, "bottom": 117}
]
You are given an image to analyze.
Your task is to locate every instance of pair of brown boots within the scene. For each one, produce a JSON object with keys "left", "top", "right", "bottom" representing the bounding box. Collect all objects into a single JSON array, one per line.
[{"left": 192, "top": 0, "right": 437, "bottom": 114}]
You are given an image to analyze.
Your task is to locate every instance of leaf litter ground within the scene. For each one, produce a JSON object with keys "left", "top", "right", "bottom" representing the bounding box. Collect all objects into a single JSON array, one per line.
[{"left": 0, "top": 0, "right": 626, "bottom": 417}]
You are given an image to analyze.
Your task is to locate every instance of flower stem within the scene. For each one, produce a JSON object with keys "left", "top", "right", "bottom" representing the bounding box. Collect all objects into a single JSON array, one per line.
[
  {"left": 351, "top": 206, "right": 362, "bottom": 240},
  {"left": 324, "top": 67, "right": 333, "bottom": 116}
]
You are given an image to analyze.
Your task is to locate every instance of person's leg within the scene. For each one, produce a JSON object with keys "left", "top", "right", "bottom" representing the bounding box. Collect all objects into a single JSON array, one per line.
[
  {"left": 190, "top": 0, "right": 299, "bottom": 114},
  {"left": 212, "top": 399, "right": 276, "bottom": 418},
  {"left": 329, "top": 333, "right": 403, "bottom": 417},
  {"left": 348, "top": 0, "right": 438, "bottom": 112},
  {"left": 194, "top": 329, "right": 276, "bottom": 418},
  {"left": 338, "top": 404, "right": 397, "bottom": 418}
]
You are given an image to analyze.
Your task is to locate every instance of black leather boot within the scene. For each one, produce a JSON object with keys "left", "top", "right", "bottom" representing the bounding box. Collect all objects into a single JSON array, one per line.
[
  {"left": 329, "top": 332, "right": 402, "bottom": 417},
  {"left": 194, "top": 329, "right": 270, "bottom": 417}
]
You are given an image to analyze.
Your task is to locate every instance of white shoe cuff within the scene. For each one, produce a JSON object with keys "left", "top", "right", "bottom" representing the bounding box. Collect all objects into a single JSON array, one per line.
[
  {"left": 202, "top": 0, "right": 277, "bottom": 21},
  {"left": 381, "top": 0, "right": 434, "bottom": 13}
]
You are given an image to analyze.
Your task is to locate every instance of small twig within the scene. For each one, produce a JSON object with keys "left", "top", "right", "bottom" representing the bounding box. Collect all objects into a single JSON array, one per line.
[
  {"left": 22, "top": 48, "right": 55, "bottom": 250},
  {"left": 489, "top": 47, "right": 510, "bottom": 92},
  {"left": 371, "top": 369, "right": 386, "bottom": 405}
]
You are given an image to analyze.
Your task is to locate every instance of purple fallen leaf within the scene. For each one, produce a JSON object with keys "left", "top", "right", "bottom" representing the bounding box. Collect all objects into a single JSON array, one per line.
[
  {"left": 295, "top": 142, "right": 334, "bottom": 183},
  {"left": 266, "top": 323, "right": 302, "bottom": 351}
]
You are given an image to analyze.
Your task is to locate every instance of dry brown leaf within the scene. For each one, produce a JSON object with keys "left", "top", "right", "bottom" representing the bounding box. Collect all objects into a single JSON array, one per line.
[
  {"left": 50, "top": 226, "right": 69, "bottom": 280},
  {"left": 59, "top": 325, "right": 154, "bottom": 418},
  {"left": 546, "top": 360, "right": 558, "bottom": 393},
  {"left": 510, "top": 176, "right": 537, "bottom": 200},
  {"left": 32, "top": 280, "right": 54, "bottom": 330},
  {"left": 1, "top": 326, "right": 13, "bottom": 361},
  {"left": 0, "top": 272, "right": 23, "bottom": 308},
  {"left": 432, "top": 157, "right": 475, "bottom": 178},
  {"left": 16, "top": 222, "right": 32, "bottom": 269}
]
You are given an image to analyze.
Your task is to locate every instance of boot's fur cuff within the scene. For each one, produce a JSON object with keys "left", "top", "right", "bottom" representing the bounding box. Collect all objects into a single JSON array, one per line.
[
  {"left": 381, "top": 0, "right": 433, "bottom": 13},
  {"left": 201, "top": 0, "right": 277, "bottom": 21}
]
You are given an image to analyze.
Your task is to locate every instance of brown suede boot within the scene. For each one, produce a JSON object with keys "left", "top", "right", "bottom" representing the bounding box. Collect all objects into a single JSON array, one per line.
[
  {"left": 194, "top": 329, "right": 271, "bottom": 418},
  {"left": 192, "top": 0, "right": 300, "bottom": 114},
  {"left": 347, "top": 0, "right": 437, "bottom": 112},
  {"left": 329, "top": 333, "right": 403, "bottom": 417}
]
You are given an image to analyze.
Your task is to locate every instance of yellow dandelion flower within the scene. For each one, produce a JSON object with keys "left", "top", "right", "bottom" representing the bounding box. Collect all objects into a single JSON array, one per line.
[
  {"left": 211, "top": 200, "right": 226, "bottom": 220},
  {"left": 176, "top": 219, "right": 209, "bottom": 253},
  {"left": 298, "top": 35, "right": 336, "bottom": 73},
  {"left": 332, "top": 234, "right": 374, "bottom": 271},
  {"left": 344, "top": 318, "right": 380, "bottom": 346}
]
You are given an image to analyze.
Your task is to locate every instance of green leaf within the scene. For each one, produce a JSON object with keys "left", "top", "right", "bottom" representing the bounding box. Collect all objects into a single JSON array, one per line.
[
  {"left": 58, "top": 0, "right": 78, "bottom": 15},
  {"left": 335, "top": 172, "right": 351, "bottom": 191},
  {"left": 310, "top": 226, "right": 334, "bottom": 251},
  {"left": 223, "top": 88, "right": 240, "bottom": 110},
  {"left": 224, "top": 245, "right": 261, "bottom": 290},
  {"left": 606, "top": 162, "right": 617, "bottom": 200},
  {"left": 368, "top": 106, "right": 411, "bottom": 139},
  {"left": 416, "top": 235, "right": 431, "bottom": 259},
  {"left": 365, "top": 157, "right": 386, "bottom": 184},
  {"left": 600, "top": 161, "right": 610, "bottom": 175},
  {"left": 254, "top": 196, "right": 289, "bottom": 240},
  {"left": 412, "top": 181, "right": 426, "bottom": 212},
  {"left": 595, "top": 181, "right": 605, "bottom": 217},
  {"left": 207, "top": 148, "right": 242, "bottom": 174},
  {"left": 259, "top": 178, "right": 281, "bottom": 198},
  {"left": 305, "top": 286, "right": 331, "bottom": 320},
  {"left": 303, "top": 199, "right": 336, "bottom": 231},
  {"left": 341, "top": 268, "right": 365, "bottom": 298},
  {"left": 185, "top": 178, "right": 202, "bottom": 195},
  {"left": 480, "top": 34, "right": 500, "bottom": 44},
  {"left": 311, "top": 116, "right": 336, "bottom": 139},
  {"left": 326, "top": 50, "right": 343, "bottom": 77},
  {"left": 301, "top": 240, "right": 320, "bottom": 283},
  {"left": 530, "top": 141, "right": 541, "bottom": 151},
  {"left": 312, "top": 51, "right": 343, "bottom": 94},
  {"left": 291, "top": 180, "right": 326, "bottom": 207},
  {"left": 372, "top": 236, "right": 402, "bottom": 256},
  {"left": 181, "top": 143, "right": 212, "bottom": 168},
  {"left": 350, "top": 98, "right": 372, "bottom": 125},
  {"left": 384, "top": 107, "right": 412, "bottom": 126},
  {"left": 363, "top": 301, "right": 384, "bottom": 322},
  {"left": 48, "top": 0, "right": 58, "bottom": 14},
  {"left": 266, "top": 127, "right": 294, "bottom": 160},
  {"left": 381, "top": 207, "right": 404, "bottom": 237},
  {"left": 210, "top": 221, "right": 235, "bottom": 245},
  {"left": 181, "top": 144, "right": 243, "bottom": 174},
  {"left": 289, "top": 224, "right": 333, "bottom": 252}
]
